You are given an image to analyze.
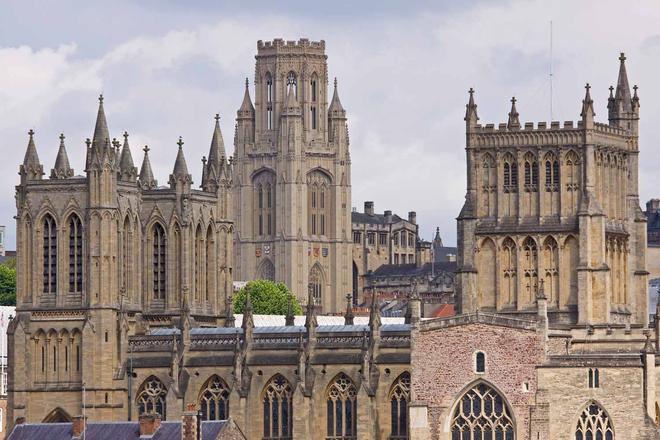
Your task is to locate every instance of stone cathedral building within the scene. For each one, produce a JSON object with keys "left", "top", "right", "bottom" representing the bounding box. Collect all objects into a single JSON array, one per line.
[
  {"left": 7, "top": 42, "right": 660, "bottom": 440},
  {"left": 232, "top": 39, "right": 353, "bottom": 314}
]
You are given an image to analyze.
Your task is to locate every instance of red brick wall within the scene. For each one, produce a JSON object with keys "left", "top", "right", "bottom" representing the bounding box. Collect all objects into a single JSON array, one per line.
[{"left": 411, "top": 322, "right": 545, "bottom": 439}]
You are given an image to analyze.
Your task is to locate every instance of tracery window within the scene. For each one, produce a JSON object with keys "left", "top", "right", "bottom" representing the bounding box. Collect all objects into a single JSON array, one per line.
[
  {"left": 307, "top": 171, "right": 331, "bottom": 236},
  {"left": 121, "top": 216, "right": 131, "bottom": 297},
  {"left": 501, "top": 238, "right": 517, "bottom": 305},
  {"left": 311, "top": 76, "right": 318, "bottom": 130},
  {"left": 575, "top": 402, "right": 613, "bottom": 440},
  {"left": 199, "top": 375, "right": 230, "bottom": 421},
  {"left": 327, "top": 373, "right": 357, "bottom": 439},
  {"left": 194, "top": 225, "right": 204, "bottom": 301},
  {"left": 254, "top": 172, "right": 276, "bottom": 237},
  {"left": 503, "top": 156, "right": 518, "bottom": 192},
  {"left": 309, "top": 265, "right": 322, "bottom": 306},
  {"left": 137, "top": 376, "right": 167, "bottom": 419},
  {"left": 524, "top": 152, "right": 538, "bottom": 191},
  {"left": 43, "top": 214, "right": 57, "bottom": 295},
  {"left": 263, "top": 374, "right": 293, "bottom": 439},
  {"left": 258, "top": 259, "right": 275, "bottom": 281},
  {"left": 522, "top": 237, "right": 538, "bottom": 304},
  {"left": 68, "top": 215, "right": 83, "bottom": 294},
  {"left": 152, "top": 223, "right": 166, "bottom": 300},
  {"left": 545, "top": 152, "right": 560, "bottom": 191},
  {"left": 451, "top": 383, "right": 514, "bottom": 440},
  {"left": 543, "top": 237, "right": 559, "bottom": 305},
  {"left": 389, "top": 372, "right": 410, "bottom": 440}
]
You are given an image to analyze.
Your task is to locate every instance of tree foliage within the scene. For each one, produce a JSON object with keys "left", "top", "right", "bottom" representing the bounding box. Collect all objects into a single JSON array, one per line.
[
  {"left": 233, "top": 279, "right": 302, "bottom": 315},
  {"left": 0, "top": 259, "right": 17, "bottom": 306}
]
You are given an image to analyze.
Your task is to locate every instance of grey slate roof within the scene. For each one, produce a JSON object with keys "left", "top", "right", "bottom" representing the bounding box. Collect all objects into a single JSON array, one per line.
[
  {"left": 370, "top": 262, "right": 456, "bottom": 278},
  {"left": 7, "top": 420, "right": 227, "bottom": 440},
  {"left": 351, "top": 211, "right": 403, "bottom": 225}
]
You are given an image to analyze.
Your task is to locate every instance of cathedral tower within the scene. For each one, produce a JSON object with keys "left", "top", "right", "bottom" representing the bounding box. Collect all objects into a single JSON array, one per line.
[
  {"left": 233, "top": 38, "right": 352, "bottom": 312},
  {"left": 456, "top": 54, "right": 647, "bottom": 326}
]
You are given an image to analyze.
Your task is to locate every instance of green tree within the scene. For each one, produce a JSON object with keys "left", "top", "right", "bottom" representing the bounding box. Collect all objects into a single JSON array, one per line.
[
  {"left": 233, "top": 279, "right": 303, "bottom": 315},
  {"left": 0, "top": 262, "right": 16, "bottom": 306}
]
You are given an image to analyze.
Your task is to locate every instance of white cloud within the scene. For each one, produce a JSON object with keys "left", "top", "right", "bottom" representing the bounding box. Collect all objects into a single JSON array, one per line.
[{"left": 1, "top": 0, "right": 660, "bottom": 250}]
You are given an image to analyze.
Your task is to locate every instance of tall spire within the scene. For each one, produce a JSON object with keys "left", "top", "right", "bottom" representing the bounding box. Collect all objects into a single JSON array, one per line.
[
  {"left": 238, "top": 78, "right": 255, "bottom": 116},
  {"left": 464, "top": 88, "right": 479, "bottom": 128},
  {"left": 328, "top": 77, "right": 346, "bottom": 117},
  {"left": 20, "top": 129, "right": 43, "bottom": 181},
  {"left": 92, "top": 94, "right": 110, "bottom": 148},
  {"left": 507, "top": 97, "right": 520, "bottom": 130},
  {"left": 614, "top": 52, "right": 632, "bottom": 113},
  {"left": 50, "top": 133, "right": 73, "bottom": 179},
  {"left": 169, "top": 136, "right": 192, "bottom": 188},
  {"left": 138, "top": 145, "right": 157, "bottom": 190},
  {"left": 119, "top": 131, "right": 137, "bottom": 182}
]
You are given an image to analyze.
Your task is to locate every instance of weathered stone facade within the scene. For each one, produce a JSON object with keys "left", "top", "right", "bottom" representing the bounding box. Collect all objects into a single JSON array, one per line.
[
  {"left": 409, "top": 53, "right": 660, "bottom": 439},
  {"left": 232, "top": 39, "right": 352, "bottom": 313},
  {"left": 8, "top": 94, "right": 234, "bottom": 427}
]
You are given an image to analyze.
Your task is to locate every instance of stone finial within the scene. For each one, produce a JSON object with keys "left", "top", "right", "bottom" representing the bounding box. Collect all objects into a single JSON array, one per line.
[
  {"left": 169, "top": 136, "right": 192, "bottom": 187},
  {"left": 50, "top": 133, "right": 74, "bottom": 179},
  {"left": 238, "top": 79, "right": 255, "bottom": 116},
  {"left": 344, "top": 293, "right": 354, "bottom": 326},
  {"left": 580, "top": 83, "right": 595, "bottom": 125},
  {"left": 92, "top": 94, "right": 110, "bottom": 149},
  {"left": 368, "top": 291, "right": 381, "bottom": 331},
  {"left": 119, "top": 131, "right": 137, "bottom": 182},
  {"left": 644, "top": 331, "right": 655, "bottom": 354},
  {"left": 614, "top": 52, "right": 632, "bottom": 113},
  {"left": 20, "top": 128, "right": 44, "bottom": 181},
  {"left": 328, "top": 77, "right": 345, "bottom": 116},
  {"left": 464, "top": 87, "right": 479, "bottom": 127},
  {"left": 138, "top": 145, "right": 157, "bottom": 190},
  {"left": 202, "top": 114, "right": 226, "bottom": 191},
  {"left": 507, "top": 96, "right": 520, "bottom": 130}
]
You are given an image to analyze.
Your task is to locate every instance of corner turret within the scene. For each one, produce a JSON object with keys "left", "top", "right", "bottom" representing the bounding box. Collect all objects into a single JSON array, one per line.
[
  {"left": 465, "top": 88, "right": 479, "bottom": 131},
  {"left": 138, "top": 145, "right": 157, "bottom": 190}
]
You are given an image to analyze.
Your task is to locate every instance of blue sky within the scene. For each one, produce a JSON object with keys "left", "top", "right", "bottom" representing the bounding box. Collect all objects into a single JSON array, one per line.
[{"left": 2, "top": 0, "right": 660, "bottom": 249}]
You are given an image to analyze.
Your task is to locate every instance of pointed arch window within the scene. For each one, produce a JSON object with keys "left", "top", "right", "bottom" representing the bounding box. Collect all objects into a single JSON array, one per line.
[
  {"left": 137, "top": 376, "right": 167, "bottom": 419},
  {"left": 311, "top": 76, "right": 318, "bottom": 130},
  {"left": 503, "top": 157, "right": 518, "bottom": 192},
  {"left": 68, "top": 215, "right": 83, "bottom": 294},
  {"left": 575, "top": 402, "right": 613, "bottom": 440},
  {"left": 266, "top": 73, "right": 273, "bottom": 130},
  {"left": 195, "top": 225, "right": 204, "bottom": 301},
  {"left": 389, "top": 372, "right": 410, "bottom": 440},
  {"left": 523, "top": 237, "right": 538, "bottom": 303},
  {"left": 451, "top": 383, "right": 514, "bottom": 440},
  {"left": 152, "top": 224, "right": 166, "bottom": 300},
  {"left": 545, "top": 153, "right": 560, "bottom": 191},
  {"left": 254, "top": 173, "right": 276, "bottom": 238},
  {"left": 206, "top": 226, "right": 213, "bottom": 302},
  {"left": 43, "top": 214, "right": 57, "bottom": 295},
  {"left": 327, "top": 373, "right": 357, "bottom": 439},
  {"left": 121, "top": 216, "right": 132, "bottom": 298},
  {"left": 263, "top": 374, "right": 293, "bottom": 439},
  {"left": 199, "top": 375, "right": 230, "bottom": 421},
  {"left": 308, "top": 171, "right": 331, "bottom": 237},
  {"left": 287, "top": 71, "right": 297, "bottom": 96},
  {"left": 309, "top": 265, "right": 322, "bottom": 306},
  {"left": 524, "top": 153, "right": 538, "bottom": 191}
]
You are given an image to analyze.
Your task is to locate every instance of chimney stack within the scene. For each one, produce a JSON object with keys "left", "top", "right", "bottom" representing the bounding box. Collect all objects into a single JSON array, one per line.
[
  {"left": 139, "top": 413, "right": 162, "bottom": 437},
  {"left": 384, "top": 210, "right": 392, "bottom": 222},
  {"left": 181, "top": 403, "right": 199, "bottom": 440},
  {"left": 408, "top": 211, "right": 417, "bottom": 224},
  {"left": 72, "top": 415, "right": 87, "bottom": 438},
  {"left": 364, "top": 201, "right": 374, "bottom": 216}
]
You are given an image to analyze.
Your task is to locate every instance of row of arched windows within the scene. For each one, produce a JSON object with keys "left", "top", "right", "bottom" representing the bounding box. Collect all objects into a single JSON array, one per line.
[
  {"left": 136, "top": 372, "right": 411, "bottom": 439},
  {"left": 476, "top": 235, "right": 578, "bottom": 310},
  {"left": 40, "top": 214, "right": 83, "bottom": 296}
]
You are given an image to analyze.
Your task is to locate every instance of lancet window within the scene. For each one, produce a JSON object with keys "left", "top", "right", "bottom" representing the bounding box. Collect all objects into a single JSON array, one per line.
[
  {"left": 68, "top": 215, "right": 83, "bottom": 294},
  {"left": 389, "top": 372, "right": 411, "bottom": 440},
  {"left": 152, "top": 223, "right": 166, "bottom": 300},
  {"left": 43, "top": 214, "right": 57, "bottom": 295}
]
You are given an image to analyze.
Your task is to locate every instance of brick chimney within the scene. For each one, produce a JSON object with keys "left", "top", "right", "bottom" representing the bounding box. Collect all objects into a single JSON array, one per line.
[
  {"left": 364, "top": 201, "right": 374, "bottom": 216},
  {"left": 139, "top": 413, "right": 162, "bottom": 437},
  {"left": 181, "top": 403, "right": 198, "bottom": 440},
  {"left": 72, "top": 415, "right": 87, "bottom": 438}
]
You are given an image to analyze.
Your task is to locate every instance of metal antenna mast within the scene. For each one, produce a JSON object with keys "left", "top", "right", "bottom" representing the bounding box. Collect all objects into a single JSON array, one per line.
[{"left": 550, "top": 20, "right": 554, "bottom": 121}]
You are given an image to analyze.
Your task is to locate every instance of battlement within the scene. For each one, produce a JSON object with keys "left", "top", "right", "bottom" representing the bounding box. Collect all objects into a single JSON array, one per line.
[
  {"left": 257, "top": 38, "right": 326, "bottom": 55},
  {"left": 475, "top": 120, "right": 582, "bottom": 134}
]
